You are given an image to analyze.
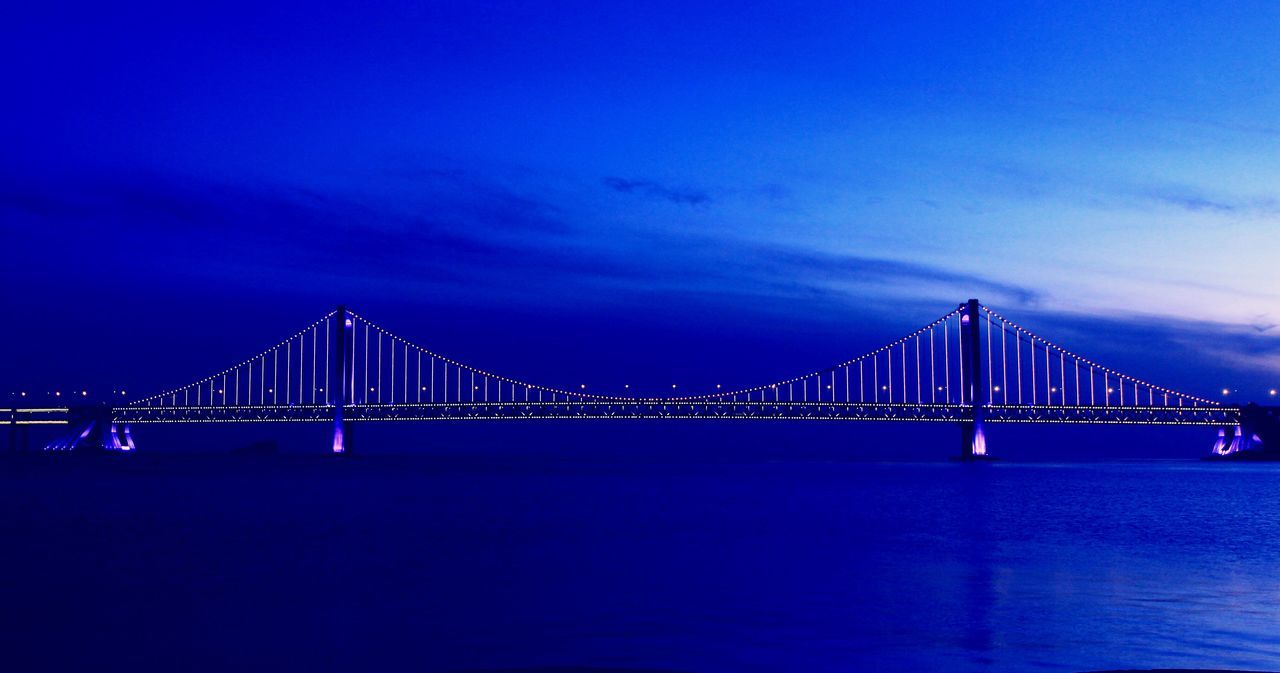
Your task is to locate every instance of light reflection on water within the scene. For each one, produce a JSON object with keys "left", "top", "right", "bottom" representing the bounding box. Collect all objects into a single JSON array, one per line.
[{"left": 2, "top": 457, "right": 1279, "bottom": 672}]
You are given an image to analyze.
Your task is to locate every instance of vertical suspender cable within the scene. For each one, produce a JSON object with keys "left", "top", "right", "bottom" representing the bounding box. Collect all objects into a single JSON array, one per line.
[
  {"left": 986, "top": 311, "right": 993, "bottom": 404},
  {"left": 900, "top": 343, "right": 906, "bottom": 403},
  {"left": 915, "top": 335, "right": 921, "bottom": 403},
  {"left": 1030, "top": 337, "right": 1036, "bottom": 405},
  {"left": 1016, "top": 330, "right": 1022, "bottom": 404},
  {"left": 887, "top": 348, "right": 892, "bottom": 403},
  {"left": 930, "top": 327, "right": 936, "bottom": 403},
  {"left": 324, "top": 318, "right": 330, "bottom": 405},
  {"left": 1001, "top": 321, "right": 1008, "bottom": 404},
  {"left": 943, "top": 322, "right": 950, "bottom": 403},
  {"left": 1039, "top": 342, "right": 1049, "bottom": 406},
  {"left": 1059, "top": 352, "right": 1065, "bottom": 406},
  {"left": 957, "top": 314, "right": 964, "bottom": 404}
]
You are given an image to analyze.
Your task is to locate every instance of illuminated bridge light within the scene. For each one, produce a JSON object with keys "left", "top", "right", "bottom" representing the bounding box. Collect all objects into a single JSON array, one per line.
[
  {"left": 1222, "top": 388, "right": 1230, "bottom": 395},
  {"left": 1271, "top": 389, "right": 1277, "bottom": 396},
  {"left": 102, "top": 303, "right": 1236, "bottom": 442}
]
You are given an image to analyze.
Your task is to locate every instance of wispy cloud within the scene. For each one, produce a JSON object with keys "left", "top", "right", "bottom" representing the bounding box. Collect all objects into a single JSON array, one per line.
[
  {"left": 741, "top": 246, "right": 1043, "bottom": 307},
  {"left": 1142, "top": 184, "right": 1280, "bottom": 217},
  {"left": 603, "top": 177, "right": 711, "bottom": 206}
]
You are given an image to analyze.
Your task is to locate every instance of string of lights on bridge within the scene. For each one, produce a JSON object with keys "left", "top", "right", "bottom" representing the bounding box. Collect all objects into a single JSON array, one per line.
[{"left": 92, "top": 303, "right": 1267, "bottom": 420}]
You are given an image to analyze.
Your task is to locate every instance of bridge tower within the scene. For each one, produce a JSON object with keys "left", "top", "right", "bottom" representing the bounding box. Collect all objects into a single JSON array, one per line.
[
  {"left": 959, "top": 298, "right": 989, "bottom": 459},
  {"left": 332, "top": 305, "right": 352, "bottom": 454}
]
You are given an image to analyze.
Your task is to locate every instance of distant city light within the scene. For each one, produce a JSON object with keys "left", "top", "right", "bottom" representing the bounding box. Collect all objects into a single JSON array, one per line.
[
  {"left": 1270, "top": 389, "right": 1277, "bottom": 396},
  {"left": 1222, "top": 388, "right": 1230, "bottom": 395},
  {"left": 993, "top": 386, "right": 1001, "bottom": 392}
]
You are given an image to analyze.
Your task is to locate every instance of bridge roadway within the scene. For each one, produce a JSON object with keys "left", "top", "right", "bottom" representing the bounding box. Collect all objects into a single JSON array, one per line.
[{"left": 109, "top": 401, "right": 1244, "bottom": 426}]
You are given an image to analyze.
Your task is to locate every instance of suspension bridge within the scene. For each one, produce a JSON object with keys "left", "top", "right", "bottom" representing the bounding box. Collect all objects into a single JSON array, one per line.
[{"left": 7, "top": 299, "right": 1275, "bottom": 458}]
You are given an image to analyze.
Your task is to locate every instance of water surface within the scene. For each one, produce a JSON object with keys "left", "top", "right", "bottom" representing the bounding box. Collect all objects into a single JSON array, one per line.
[{"left": 3, "top": 455, "right": 1278, "bottom": 672}]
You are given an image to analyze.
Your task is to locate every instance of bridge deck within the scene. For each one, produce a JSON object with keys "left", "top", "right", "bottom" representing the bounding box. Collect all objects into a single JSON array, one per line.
[
  {"left": 110, "top": 402, "right": 1241, "bottom": 426},
  {"left": 1, "top": 408, "right": 70, "bottom": 425}
]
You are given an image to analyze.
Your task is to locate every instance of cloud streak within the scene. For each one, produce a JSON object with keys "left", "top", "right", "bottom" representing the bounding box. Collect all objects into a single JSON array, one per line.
[{"left": 603, "top": 177, "right": 711, "bottom": 206}]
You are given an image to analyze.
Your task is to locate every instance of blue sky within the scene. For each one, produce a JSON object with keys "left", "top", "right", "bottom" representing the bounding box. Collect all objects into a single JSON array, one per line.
[{"left": 3, "top": 1, "right": 1279, "bottom": 404}]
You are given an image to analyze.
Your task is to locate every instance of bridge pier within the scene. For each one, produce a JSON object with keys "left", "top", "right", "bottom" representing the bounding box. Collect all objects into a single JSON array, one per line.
[
  {"left": 958, "top": 298, "right": 992, "bottom": 461},
  {"left": 332, "top": 305, "right": 352, "bottom": 454},
  {"left": 43, "top": 405, "right": 134, "bottom": 452},
  {"left": 1210, "top": 404, "right": 1278, "bottom": 458}
]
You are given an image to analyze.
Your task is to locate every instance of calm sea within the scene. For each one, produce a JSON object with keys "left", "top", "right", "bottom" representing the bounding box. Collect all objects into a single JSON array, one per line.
[{"left": 3, "top": 454, "right": 1279, "bottom": 672}]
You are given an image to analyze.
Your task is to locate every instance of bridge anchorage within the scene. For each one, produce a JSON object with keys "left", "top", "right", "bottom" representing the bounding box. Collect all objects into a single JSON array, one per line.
[{"left": 16, "top": 299, "right": 1273, "bottom": 458}]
